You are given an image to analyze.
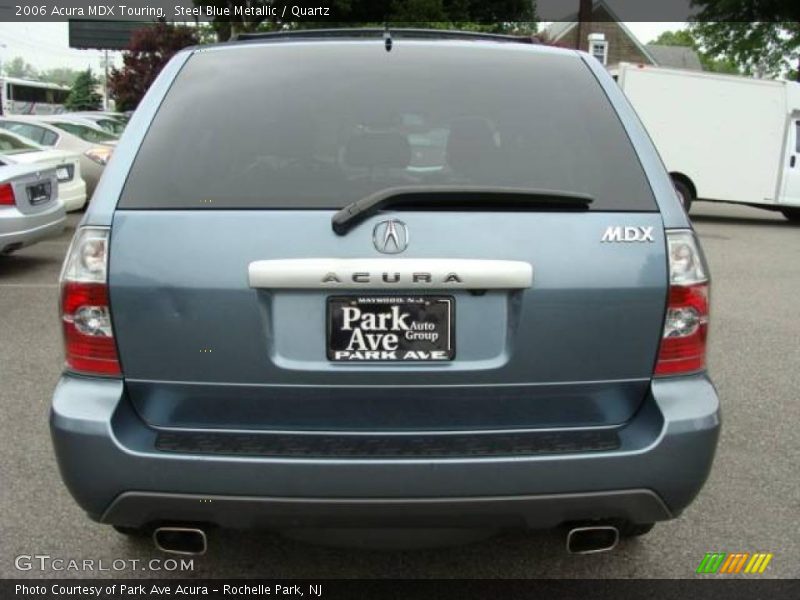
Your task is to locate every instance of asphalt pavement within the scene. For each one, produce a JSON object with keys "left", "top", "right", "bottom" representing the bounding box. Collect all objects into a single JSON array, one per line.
[{"left": 0, "top": 203, "right": 798, "bottom": 579}]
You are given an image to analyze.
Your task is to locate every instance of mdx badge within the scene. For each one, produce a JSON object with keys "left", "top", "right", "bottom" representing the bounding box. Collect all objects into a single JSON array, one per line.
[{"left": 601, "top": 226, "right": 655, "bottom": 242}]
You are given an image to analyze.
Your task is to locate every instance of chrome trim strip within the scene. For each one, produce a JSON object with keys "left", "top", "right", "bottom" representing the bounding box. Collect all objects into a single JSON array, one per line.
[{"left": 248, "top": 259, "right": 533, "bottom": 289}]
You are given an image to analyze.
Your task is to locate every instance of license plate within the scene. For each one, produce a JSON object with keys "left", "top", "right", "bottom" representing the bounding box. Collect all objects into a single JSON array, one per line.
[
  {"left": 27, "top": 182, "right": 51, "bottom": 205},
  {"left": 327, "top": 296, "right": 454, "bottom": 361},
  {"left": 56, "top": 167, "right": 69, "bottom": 181}
]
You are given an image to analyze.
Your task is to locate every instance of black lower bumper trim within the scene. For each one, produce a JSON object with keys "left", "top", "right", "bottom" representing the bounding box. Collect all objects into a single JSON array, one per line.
[{"left": 155, "top": 428, "right": 620, "bottom": 458}]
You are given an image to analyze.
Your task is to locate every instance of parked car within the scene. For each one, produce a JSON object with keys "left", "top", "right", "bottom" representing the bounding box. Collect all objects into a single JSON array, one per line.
[
  {"left": 0, "top": 116, "right": 116, "bottom": 197},
  {"left": 0, "top": 129, "right": 86, "bottom": 211},
  {"left": 50, "top": 30, "right": 720, "bottom": 556},
  {"left": 0, "top": 163, "right": 65, "bottom": 255},
  {"left": 70, "top": 112, "right": 127, "bottom": 136},
  {"left": 616, "top": 63, "right": 800, "bottom": 220}
]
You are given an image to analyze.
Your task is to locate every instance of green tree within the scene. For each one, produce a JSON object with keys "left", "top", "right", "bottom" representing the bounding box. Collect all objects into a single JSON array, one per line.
[
  {"left": 108, "top": 23, "right": 198, "bottom": 111},
  {"left": 650, "top": 30, "right": 698, "bottom": 47},
  {"left": 65, "top": 69, "right": 103, "bottom": 111},
  {"left": 4, "top": 56, "right": 38, "bottom": 79},
  {"left": 649, "top": 29, "right": 740, "bottom": 75},
  {"left": 689, "top": 0, "right": 800, "bottom": 80},
  {"left": 39, "top": 67, "right": 82, "bottom": 87}
]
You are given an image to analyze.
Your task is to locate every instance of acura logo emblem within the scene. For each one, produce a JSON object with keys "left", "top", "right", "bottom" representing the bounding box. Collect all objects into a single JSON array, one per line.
[{"left": 373, "top": 220, "right": 408, "bottom": 254}]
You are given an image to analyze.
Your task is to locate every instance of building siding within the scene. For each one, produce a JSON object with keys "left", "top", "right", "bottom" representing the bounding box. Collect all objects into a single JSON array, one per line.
[{"left": 553, "top": 6, "right": 654, "bottom": 67}]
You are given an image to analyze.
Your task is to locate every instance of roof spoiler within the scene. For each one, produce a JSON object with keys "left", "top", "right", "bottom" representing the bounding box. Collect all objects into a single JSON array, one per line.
[{"left": 233, "top": 28, "right": 539, "bottom": 45}]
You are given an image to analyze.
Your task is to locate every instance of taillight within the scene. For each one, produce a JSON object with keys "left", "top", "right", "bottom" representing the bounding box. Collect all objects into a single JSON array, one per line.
[
  {"left": 59, "top": 227, "right": 120, "bottom": 376},
  {"left": 0, "top": 183, "right": 15, "bottom": 206},
  {"left": 85, "top": 146, "right": 112, "bottom": 165},
  {"left": 655, "top": 230, "right": 709, "bottom": 376}
]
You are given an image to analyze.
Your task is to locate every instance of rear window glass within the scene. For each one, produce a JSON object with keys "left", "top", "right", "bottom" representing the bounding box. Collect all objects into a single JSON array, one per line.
[
  {"left": 96, "top": 118, "right": 126, "bottom": 135},
  {"left": 1, "top": 122, "right": 48, "bottom": 145},
  {"left": 0, "top": 131, "right": 39, "bottom": 154},
  {"left": 119, "top": 43, "right": 656, "bottom": 211},
  {"left": 49, "top": 121, "right": 117, "bottom": 143}
]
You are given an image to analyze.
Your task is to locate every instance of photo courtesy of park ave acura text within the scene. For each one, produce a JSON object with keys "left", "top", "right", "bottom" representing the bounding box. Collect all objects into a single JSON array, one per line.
[{"left": 0, "top": 0, "right": 798, "bottom": 593}]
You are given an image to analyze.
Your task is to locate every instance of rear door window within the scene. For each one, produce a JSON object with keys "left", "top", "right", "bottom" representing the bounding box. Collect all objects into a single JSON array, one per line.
[
  {"left": 40, "top": 130, "right": 58, "bottom": 146},
  {"left": 1, "top": 122, "right": 48, "bottom": 145},
  {"left": 795, "top": 121, "right": 799, "bottom": 152},
  {"left": 120, "top": 43, "right": 657, "bottom": 212}
]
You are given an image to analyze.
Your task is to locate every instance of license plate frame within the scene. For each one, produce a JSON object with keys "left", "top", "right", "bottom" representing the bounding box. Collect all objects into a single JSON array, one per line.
[
  {"left": 27, "top": 182, "right": 51, "bottom": 205},
  {"left": 327, "top": 295, "right": 455, "bottom": 362}
]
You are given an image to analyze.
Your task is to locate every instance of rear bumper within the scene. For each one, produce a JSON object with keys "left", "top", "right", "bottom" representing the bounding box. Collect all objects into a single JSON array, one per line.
[
  {"left": 0, "top": 203, "right": 66, "bottom": 253},
  {"left": 103, "top": 490, "right": 671, "bottom": 530},
  {"left": 59, "top": 178, "right": 87, "bottom": 212},
  {"left": 78, "top": 158, "right": 103, "bottom": 198},
  {"left": 50, "top": 374, "right": 720, "bottom": 529}
]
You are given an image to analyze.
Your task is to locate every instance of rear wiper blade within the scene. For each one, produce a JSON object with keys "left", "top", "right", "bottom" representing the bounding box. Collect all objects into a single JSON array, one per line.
[{"left": 332, "top": 185, "right": 594, "bottom": 235}]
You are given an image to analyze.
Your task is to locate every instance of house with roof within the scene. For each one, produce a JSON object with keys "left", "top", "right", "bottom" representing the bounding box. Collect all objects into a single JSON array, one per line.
[{"left": 544, "top": 0, "right": 702, "bottom": 72}]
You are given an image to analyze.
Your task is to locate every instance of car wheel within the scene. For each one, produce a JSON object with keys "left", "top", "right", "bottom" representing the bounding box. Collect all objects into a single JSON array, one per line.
[
  {"left": 673, "top": 179, "right": 694, "bottom": 213},
  {"left": 781, "top": 207, "right": 800, "bottom": 222},
  {"left": 617, "top": 521, "right": 655, "bottom": 538}
]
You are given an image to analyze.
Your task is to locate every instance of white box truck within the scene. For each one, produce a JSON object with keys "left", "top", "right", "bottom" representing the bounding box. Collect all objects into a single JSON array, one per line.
[{"left": 616, "top": 63, "right": 800, "bottom": 221}]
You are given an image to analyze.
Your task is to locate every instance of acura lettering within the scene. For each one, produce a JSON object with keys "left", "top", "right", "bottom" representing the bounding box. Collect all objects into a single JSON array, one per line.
[{"left": 321, "top": 272, "right": 463, "bottom": 284}]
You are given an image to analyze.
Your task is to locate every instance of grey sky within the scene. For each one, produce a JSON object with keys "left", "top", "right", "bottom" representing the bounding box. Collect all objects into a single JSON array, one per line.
[{"left": 0, "top": 22, "right": 121, "bottom": 73}]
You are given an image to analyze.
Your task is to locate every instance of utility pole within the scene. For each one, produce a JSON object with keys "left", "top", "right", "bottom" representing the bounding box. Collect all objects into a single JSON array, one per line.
[{"left": 101, "top": 50, "right": 110, "bottom": 110}]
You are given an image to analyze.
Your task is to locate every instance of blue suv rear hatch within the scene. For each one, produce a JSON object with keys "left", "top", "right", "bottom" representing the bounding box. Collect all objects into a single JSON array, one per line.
[{"left": 108, "top": 41, "right": 667, "bottom": 431}]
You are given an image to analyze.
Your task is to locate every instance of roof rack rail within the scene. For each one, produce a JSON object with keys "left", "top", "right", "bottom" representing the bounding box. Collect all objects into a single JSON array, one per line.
[{"left": 233, "top": 28, "right": 538, "bottom": 45}]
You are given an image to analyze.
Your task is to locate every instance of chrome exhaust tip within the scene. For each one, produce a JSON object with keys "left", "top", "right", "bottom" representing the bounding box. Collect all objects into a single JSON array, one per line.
[
  {"left": 566, "top": 525, "right": 619, "bottom": 554},
  {"left": 153, "top": 526, "right": 207, "bottom": 556}
]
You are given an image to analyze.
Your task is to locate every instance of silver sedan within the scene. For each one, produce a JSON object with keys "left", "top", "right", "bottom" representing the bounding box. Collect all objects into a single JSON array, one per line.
[
  {"left": 0, "top": 116, "right": 116, "bottom": 198},
  {"left": 0, "top": 163, "right": 65, "bottom": 255}
]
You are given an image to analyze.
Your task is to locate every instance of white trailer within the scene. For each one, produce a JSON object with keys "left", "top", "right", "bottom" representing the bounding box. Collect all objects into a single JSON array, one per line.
[
  {"left": 616, "top": 63, "right": 800, "bottom": 221},
  {"left": 0, "top": 77, "right": 69, "bottom": 116}
]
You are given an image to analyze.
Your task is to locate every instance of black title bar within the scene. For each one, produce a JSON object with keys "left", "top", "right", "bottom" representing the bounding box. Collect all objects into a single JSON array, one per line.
[{"left": 2, "top": 0, "right": 798, "bottom": 23}]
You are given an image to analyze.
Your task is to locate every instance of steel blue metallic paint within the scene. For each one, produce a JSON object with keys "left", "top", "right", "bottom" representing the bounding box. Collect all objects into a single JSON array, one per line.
[{"left": 51, "top": 37, "right": 719, "bottom": 536}]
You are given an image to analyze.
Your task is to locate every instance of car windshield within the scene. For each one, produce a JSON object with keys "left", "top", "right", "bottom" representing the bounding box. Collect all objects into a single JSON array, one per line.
[
  {"left": 49, "top": 121, "right": 116, "bottom": 143},
  {"left": 0, "top": 131, "right": 39, "bottom": 155}
]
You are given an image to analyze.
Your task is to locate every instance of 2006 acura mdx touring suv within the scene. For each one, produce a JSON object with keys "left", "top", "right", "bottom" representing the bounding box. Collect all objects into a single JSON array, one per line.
[{"left": 50, "top": 29, "right": 720, "bottom": 555}]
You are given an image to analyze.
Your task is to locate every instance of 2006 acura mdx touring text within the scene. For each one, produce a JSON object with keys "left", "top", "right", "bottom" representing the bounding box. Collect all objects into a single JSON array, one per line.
[{"left": 50, "top": 29, "right": 720, "bottom": 556}]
